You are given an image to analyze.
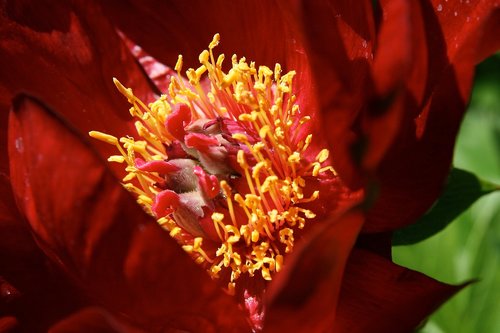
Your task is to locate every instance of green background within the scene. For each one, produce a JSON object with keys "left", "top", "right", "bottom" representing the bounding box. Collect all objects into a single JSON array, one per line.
[{"left": 393, "top": 54, "right": 500, "bottom": 333}]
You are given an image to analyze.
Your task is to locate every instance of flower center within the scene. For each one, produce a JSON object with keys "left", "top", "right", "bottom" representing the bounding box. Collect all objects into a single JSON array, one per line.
[{"left": 90, "top": 34, "right": 336, "bottom": 294}]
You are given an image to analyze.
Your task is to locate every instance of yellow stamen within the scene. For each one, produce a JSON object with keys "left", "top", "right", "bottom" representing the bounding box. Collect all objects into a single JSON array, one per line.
[{"left": 89, "top": 34, "right": 336, "bottom": 292}]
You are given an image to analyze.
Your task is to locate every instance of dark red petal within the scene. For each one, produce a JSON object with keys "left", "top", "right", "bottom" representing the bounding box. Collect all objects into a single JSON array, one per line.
[
  {"left": 357, "top": 0, "right": 413, "bottom": 171},
  {"left": 365, "top": 0, "right": 500, "bottom": 232},
  {"left": 287, "top": 0, "right": 377, "bottom": 187},
  {"left": 0, "top": 316, "right": 18, "bottom": 332},
  {"left": 99, "top": 0, "right": 305, "bottom": 71},
  {"left": 49, "top": 307, "right": 146, "bottom": 333},
  {"left": 264, "top": 210, "right": 364, "bottom": 332},
  {"left": 333, "top": 249, "right": 464, "bottom": 333},
  {"left": 0, "top": 174, "right": 86, "bottom": 332},
  {"left": 372, "top": 0, "right": 413, "bottom": 97},
  {"left": 429, "top": 0, "right": 500, "bottom": 65},
  {"left": 0, "top": 0, "right": 153, "bottom": 172},
  {"left": 8, "top": 96, "right": 250, "bottom": 331}
]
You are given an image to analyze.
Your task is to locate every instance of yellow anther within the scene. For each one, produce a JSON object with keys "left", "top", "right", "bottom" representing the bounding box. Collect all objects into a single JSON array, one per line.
[
  {"left": 301, "top": 134, "right": 313, "bottom": 152},
  {"left": 89, "top": 131, "right": 118, "bottom": 145},
  {"left": 222, "top": 69, "right": 238, "bottom": 87},
  {"left": 274, "top": 63, "right": 282, "bottom": 81},
  {"left": 195, "top": 65, "right": 207, "bottom": 79},
  {"left": 259, "top": 125, "right": 270, "bottom": 139},
  {"left": 258, "top": 65, "right": 273, "bottom": 80},
  {"left": 317, "top": 149, "right": 330, "bottom": 163},
  {"left": 239, "top": 113, "right": 257, "bottom": 122},
  {"left": 112, "top": 78, "right": 134, "bottom": 101},
  {"left": 279, "top": 228, "right": 294, "bottom": 253},
  {"left": 211, "top": 212, "right": 226, "bottom": 240},
  {"left": 302, "top": 208, "right": 317, "bottom": 218},
  {"left": 225, "top": 225, "right": 240, "bottom": 243},
  {"left": 169, "top": 227, "right": 182, "bottom": 237},
  {"left": 107, "top": 155, "right": 125, "bottom": 163},
  {"left": 299, "top": 116, "right": 311, "bottom": 125},
  {"left": 261, "top": 176, "right": 278, "bottom": 192},
  {"left": 123, "top": 173, "right": 136, "bottom": 182},
  {"left": 251, "top": 229, "right": 260, "bottom": 243},
  {"left": 216, "top": 54, "right": 225, "bottom": 68},
  {"left": 137, "top": 195, "right": 153, "bottom": 206},
  {"left": 244, "top": 194, "right": 261, "bottom": 209},
  {"left": 312, "top": 162, "right": 321, "bottom": 177},
  {"left": 220, "top": 180, "right": 232, "bottom": 196},
  {"left": 199, "top": 50, "right": 210, "bottom": 64},
  {"left": 252, "top": 161, "right": 268, "bottom": 179},
  {"left": 175, "top": 55, "right": 183, "bottom": 72},
  {"left": 288, "top": 152, "right": 301, "bottom": 164},
  {"left": 237, "top": 149, "right": 248, "bottom": 168},
  {"left": 209, "top": 33, "right": 220, "bottom": 49}
]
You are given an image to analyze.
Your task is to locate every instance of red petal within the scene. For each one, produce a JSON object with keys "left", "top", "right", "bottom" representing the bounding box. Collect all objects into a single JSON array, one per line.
[
  {"left": 287, "top": 0, "right": 376, "bottom": 187},
  {"left": 0, "top": 174, "right": 86, "bottom": 332},
  {"left": 372, "top": 0, "right": 413, "bottom": 97},
  {"left": 333, "top": 249, "right": 464, "bottom": 333},
  {"left": 8, "top": 96, "right": 250, "bottom": 331},
  {"left": 264, "top": 210, "right": 364, "bottom": 332},
  {"left": 99, "top": 0, "right": 306, "bottom": 71},
  {"left": 356, "top": 0, "right": 414, "bottom": 170},
  {"left": 429, "top": 0, "right": 500, "bottom": 65},
  {"left": 0, "top": 0, "right": 153, "bottom": 172},
  {"left": 0, "top": 316, "right": 18, "bottom": 332},
  {"left": 365, "top": 0, "right": 500, "bottom": 232},
  {"left": 49, "top": 307, "right": 146, "bottom": 333}
]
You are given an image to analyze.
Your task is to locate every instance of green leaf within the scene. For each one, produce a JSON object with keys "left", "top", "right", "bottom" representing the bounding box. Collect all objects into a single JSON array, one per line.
[{"left": 392, "top": 168, "right": 498, "bottom": 245}]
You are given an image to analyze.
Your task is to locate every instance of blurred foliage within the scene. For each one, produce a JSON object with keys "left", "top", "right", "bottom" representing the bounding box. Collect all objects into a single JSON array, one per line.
[{"left": 393, "top": 54, "right": 500, "bottom": 333}]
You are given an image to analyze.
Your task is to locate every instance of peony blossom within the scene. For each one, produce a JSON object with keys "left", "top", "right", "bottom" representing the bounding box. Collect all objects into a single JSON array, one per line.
[{"left": 1, "top": 0, "right": 499, "bottom": 332}]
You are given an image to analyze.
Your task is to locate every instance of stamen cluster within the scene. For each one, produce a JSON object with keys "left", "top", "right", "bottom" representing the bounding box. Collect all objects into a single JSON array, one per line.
[{"left": 90, "top": 34, "right": 335, "bottom": 293}]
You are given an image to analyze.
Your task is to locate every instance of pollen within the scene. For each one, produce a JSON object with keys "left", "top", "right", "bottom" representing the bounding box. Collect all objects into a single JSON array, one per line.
[{"left": 90, "top": 34, "right": 337, "bottom": 294}]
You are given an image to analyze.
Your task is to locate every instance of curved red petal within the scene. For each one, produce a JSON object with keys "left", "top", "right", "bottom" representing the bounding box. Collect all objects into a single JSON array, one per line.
[
  {"left": 365, "top": 0, "right": 500, "bottom": 232},
  {"left": 264, "top": 210, "right": 364, "bottom": 332},
  {"left": 99, "top": 0, "right": 306, "bottom": 71},
  {"left": 0, "top": 316, "right": 18, "bottom": 332},
  {"left": 356, "top": 0, "right": 414, "bottom": 171},
  {"left": 8, "top": 96, "right": 250, "bottom": 331},
  {"left": 49, "top": 307, "right": 146, "bottom": 333},
  {"left": 287, "top": 0, "right": 377, "bottom": 187},
  {"left": 429, "top": 0, "right": 500, "bottom": 65},
  {"left": 0, "top": 0, "right": 153, "bottom": 169},
  {"left": 0, "top": 174, "right": 86, "bottom": 332},
  {"left": 372, "top": 0, "right": 413, "bottom": 97},
  {"left": 333, "top": 249, "right": 464, "bottom": 333}
]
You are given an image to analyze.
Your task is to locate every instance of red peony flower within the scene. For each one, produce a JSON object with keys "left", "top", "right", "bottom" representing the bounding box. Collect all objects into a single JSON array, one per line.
[{"left": 1, "top": 0, "right": 499, "bottom": 332}]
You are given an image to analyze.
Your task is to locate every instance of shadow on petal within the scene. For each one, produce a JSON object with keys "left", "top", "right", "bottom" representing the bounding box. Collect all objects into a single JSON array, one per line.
[
  {"left": 264, "top": 210, "right": 364, "bottom": 332},
  {"left": 333, "top": 249, "right": 465, "bottom": 333}
]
